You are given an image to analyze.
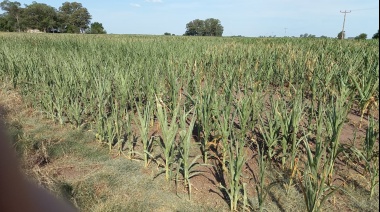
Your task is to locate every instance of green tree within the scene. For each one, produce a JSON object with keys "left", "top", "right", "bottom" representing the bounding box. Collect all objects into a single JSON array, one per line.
[
  {"left": 300, "top": 33, "right": 316, "bottom": 38},
  {"left": 0, "top": 0, "right": 23, "bottom": 31},
  {"left": 23, "top": 2, "right": 57, "bottom": 32},
  {"left": 87, "top": 22, "right": 106, "bottom": 34},
  {"left": 184, "top": 19, "right": 204, "bottom": 36},
  {"left": 203, "top": 18, "right": 223, "bottom": 36},
  {"left": 355, "top": 33, "right": 367, "bottom": 40},
  {"left": 337, "top": 31, "right": 345, "bottom": 39},
  {"left": 184, "top": 18, "right": 223, "bottom": 36},
  {"left": 0, "top": 14, "right": 11, "bottom": 31},
  {"left": 58, "top": 2, "right": 91, "bottom": 33},
  {"left": 300, "top": 33, "right": 307, "bottom": 38},
  {"left": 372, "top": 30, "right": 379, "bottom": 39}
]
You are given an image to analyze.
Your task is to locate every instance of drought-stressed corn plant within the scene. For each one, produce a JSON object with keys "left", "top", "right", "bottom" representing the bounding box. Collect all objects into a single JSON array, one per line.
[
  {"left": 50, "top": 84, "right": 67, "bottom": 125},
  {"left": 274, "top": 89, "right": 305, "bottom": 193},
  {"left": 325, "top": 81, "right": 352, "bottom": 184},
  {"left": 350, "top": 74, "right": 379, "bottom": 128},
  {"left": 195, "top": 86, "right": 216, "bottom": 164},
  {"left": 156, "top": 95, "right": 180, "bottom": 181},
  {"left": 177, "top": 107, "right": 204, "bottom": 200},
  {"left": 120, "top": 109, "right": 134, "bottom": 158},
  {"left": 110, "top": 99, "right": 129, "bottom": 155},
  {"left": 259, "top": 102, "right": 281, "bottom": 160},
  {"left": 301, "top": 136, "right": 342, "bottom": 212},
  {"left": 135, "top": 101, "right": 154, "bottom": 167},
  {"left": 283, "top": 89, "right": 304, "bottom": 170},
  {"left": 252, "top": 142, "right": 279, "bottom": 212},
  {"left": 351, "top": 117, "right": 379, "bottom": 199},
  {"left": 300, "top": 101, "right": 343, "bottom": 212},
  {"left": 220, "top": 138, "right": 247, "bottom": 211},
  {"left": 236, "top": 93, "right": 255, "bottom": 140},
  {"left": 216, "top": 107, "right": 236, "bottom": 173}
]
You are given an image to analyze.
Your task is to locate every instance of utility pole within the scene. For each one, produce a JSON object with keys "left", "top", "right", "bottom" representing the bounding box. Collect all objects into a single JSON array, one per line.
[
  {"left": 340, "top": 10, "right": 351, "bottom": 39},
  {"left": 284, "top": 28, "right": 287, "bottom": 36}
]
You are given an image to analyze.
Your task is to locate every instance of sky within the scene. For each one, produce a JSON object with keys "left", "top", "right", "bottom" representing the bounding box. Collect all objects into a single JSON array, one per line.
[{"left": 12, "top": 0, "right": 380, "bottom": 37}]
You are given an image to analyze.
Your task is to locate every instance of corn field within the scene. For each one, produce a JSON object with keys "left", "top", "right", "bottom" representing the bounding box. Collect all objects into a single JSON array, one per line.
[{"left": 0, "top": 33, "right": 379, "bottom": 211}]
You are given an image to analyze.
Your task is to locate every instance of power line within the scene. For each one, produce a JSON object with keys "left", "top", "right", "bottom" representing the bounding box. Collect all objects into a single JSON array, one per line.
[{"left": 340, "top": 10, "right": 351, "bottom": 39}]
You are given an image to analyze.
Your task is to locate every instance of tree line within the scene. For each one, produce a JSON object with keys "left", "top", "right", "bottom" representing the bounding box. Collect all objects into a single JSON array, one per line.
[
  {"left": 183, "top": 18, "right": 223, "bottom": 36},
  {"left": 338, "top": 30, "right": 379, "bottom": 40},
  {"left": 0, "top": 0, "right": 106, "bottom": 33}
]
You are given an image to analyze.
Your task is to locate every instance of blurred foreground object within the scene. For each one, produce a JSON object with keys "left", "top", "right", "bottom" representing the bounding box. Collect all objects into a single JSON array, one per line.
[{"left": 0, "top": 122, "right": 76, "bottom": 212}]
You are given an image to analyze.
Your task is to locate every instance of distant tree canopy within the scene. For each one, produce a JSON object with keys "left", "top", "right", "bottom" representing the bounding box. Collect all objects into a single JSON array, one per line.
[
  {"left": 23, "top": 2, "right": 57, "bottom": 32},
  {"left": 0, "top": 0, "right": 22, "bottom": 31},
  {"left": 300, "top": 33, "right": 316, "bottom": 38},
  {"left": 58, "top": 2, "right": 91, "bottom": 33},
  {"left": 355, "top": 33, "right": 367, "bottom": 40},
  {"left": 184, "top": 18, "right": 223, "bottom": 36},
  {"left": 337, "top": 31, "right": 345, "bottom": 39},
  {"left": 0, "top": 0, "right": 104, "bottom": 33},
  {"left": 373, "top": 30, "right": 379, "bottom": 39},
  {"left": 87, "top": 22, "right": 106, "bottom": 34}
]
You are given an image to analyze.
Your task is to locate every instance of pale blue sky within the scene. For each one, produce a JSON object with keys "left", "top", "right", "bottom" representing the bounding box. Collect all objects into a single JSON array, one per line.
[{"left": 14, "top": 0, "right": 380, "bottom": 37}]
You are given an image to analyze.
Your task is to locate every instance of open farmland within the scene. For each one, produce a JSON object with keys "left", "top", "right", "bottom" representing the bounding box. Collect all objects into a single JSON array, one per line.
[{"left": 0, "top": 33, "right": 379, "bottom": 211}]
